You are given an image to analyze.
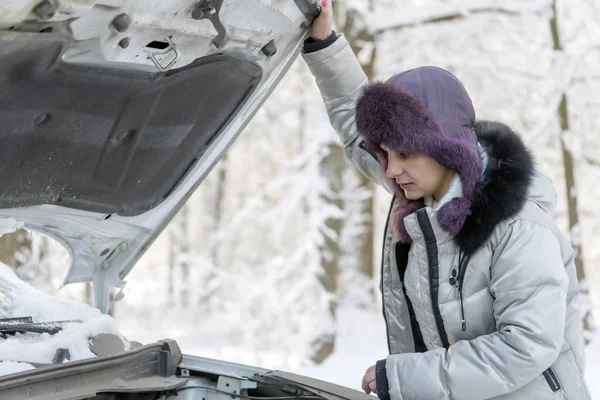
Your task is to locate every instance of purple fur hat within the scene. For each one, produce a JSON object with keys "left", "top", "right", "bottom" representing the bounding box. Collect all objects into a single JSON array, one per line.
[{"left": 356, "top": 67, "right": 483, "bottom": 243}]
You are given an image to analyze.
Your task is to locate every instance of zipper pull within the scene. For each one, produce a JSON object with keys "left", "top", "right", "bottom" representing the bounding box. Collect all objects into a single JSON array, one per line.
[
  {"left": 449, "top": 269, "right": 457, "bottom": 286},
  {"left": 459, "top": 279, "right": 467, "bottom": 331}
]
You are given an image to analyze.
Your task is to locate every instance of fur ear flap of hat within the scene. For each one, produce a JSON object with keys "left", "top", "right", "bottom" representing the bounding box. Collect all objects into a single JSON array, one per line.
[{"left": 356, "top": 73, "right": 483, "bottom": 242}]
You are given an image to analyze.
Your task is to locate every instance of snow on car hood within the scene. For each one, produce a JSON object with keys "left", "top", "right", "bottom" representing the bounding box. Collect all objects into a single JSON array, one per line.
[
  {"left": 0, "top": 262, "right": 128, "bottom": 376},
  {"left": 0, "top": 0, "right": 319, "bottom": 313}
]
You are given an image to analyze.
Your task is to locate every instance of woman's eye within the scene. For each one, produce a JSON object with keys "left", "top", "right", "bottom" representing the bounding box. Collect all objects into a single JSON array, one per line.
[{"left": 398, "top": 152, "right": 410, "bottom": 158}]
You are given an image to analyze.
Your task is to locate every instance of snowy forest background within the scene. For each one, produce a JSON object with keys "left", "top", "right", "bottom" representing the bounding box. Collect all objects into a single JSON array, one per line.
[{"left": 1, "top": 0, "right": 600, "bottom": 393}]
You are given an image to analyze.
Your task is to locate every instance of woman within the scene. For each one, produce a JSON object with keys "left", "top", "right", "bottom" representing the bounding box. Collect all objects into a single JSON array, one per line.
[{"left": 301, "top": 2, "right": 590, "bottom": 400}]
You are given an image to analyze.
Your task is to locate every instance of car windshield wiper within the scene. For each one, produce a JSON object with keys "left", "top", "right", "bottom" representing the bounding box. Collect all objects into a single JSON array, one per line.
[{"left": 0, "top": 317, "right": 82, "bottom": 336}]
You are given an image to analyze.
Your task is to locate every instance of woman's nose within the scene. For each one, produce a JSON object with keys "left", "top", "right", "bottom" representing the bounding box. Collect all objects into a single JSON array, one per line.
[{"left": 386, "top": 159, "right": 403, "bottom": 179}]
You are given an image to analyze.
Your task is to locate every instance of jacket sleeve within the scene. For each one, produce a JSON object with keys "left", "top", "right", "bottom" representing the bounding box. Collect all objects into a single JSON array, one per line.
[
  {"left": 385, "top": 220, "right": 569, "bottom": 400},
  {"left": 301, "top": 34, "right": 395, "bottom": 194}
]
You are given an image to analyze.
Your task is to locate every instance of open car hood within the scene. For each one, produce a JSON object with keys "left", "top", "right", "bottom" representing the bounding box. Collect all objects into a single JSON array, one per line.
[{"left": 0, "top": 0, "right": 319, "bottom": 312}]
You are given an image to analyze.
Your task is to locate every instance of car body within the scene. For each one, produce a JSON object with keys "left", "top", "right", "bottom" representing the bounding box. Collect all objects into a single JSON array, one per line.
[{"left": 0, "top": 0, "right": 317, "bottom": 312}]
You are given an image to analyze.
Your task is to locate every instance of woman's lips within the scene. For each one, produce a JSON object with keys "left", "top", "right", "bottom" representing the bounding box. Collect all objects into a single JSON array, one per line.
[{"left": 399, "top": 183, "right": 414, "bottom": 189}]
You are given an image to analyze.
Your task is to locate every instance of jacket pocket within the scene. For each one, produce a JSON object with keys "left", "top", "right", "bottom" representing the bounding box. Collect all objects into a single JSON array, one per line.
[{"left": 542, "top": 367, "right": 561, "bottom": 392}]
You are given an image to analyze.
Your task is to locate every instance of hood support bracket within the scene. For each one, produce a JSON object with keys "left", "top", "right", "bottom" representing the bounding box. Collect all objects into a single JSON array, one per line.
[{"left": 192, "top": 0, "right": 228, "bottom": 49}]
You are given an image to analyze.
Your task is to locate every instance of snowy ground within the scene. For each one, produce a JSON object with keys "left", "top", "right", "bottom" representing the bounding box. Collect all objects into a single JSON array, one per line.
[{"left": 587, "top": 342, "right": 600, "bottom": 396}]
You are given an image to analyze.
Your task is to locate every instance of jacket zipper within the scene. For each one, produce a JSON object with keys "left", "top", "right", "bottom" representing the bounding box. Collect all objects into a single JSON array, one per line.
[
  {"left": 542, "top": 368, "right": 562, "bottom": 392},
  {"left": 457, "top": 251, "right": 472, "bottom": 331},
  {"left": 380, "top": 197, "right": 395, "bottom": 355},
  {"left": 416, "top": 208, "right": 450, "bottom": 349},
  {"left": 457, "top": 252, "right": 471, "bottom": 290}
]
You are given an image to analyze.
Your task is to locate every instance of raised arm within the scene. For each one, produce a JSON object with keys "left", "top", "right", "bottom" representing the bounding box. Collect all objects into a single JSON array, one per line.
[{"left": 301, "top": 2, "right": 394, "bottom": 193}]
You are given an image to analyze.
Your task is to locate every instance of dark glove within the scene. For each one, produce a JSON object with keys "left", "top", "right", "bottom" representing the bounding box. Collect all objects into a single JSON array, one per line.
[
  {"left": 376, "top": 359, "right": 391, "bottom": 400},
  {"left": 303, "top": 30, "right": 338, "bottom": 54}
]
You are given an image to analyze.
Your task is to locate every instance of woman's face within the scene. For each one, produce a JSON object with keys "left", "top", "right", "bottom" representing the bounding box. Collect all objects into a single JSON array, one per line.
[{"left": 384, "top": 148, "right": 454, "bottom": 200}]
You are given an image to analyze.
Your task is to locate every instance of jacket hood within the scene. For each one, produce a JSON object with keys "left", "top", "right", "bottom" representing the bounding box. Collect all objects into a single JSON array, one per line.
[
  {"left": 526, "top": 171, "right": 558, "bottom": 218},
  {"left": 453, "top": 120, "right": 535, "bottom": 256}
]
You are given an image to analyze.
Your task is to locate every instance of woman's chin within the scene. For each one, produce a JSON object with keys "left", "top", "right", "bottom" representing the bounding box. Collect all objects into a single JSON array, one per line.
[{"left": 403, "top": 189, "right": 423, "bottom": 201}]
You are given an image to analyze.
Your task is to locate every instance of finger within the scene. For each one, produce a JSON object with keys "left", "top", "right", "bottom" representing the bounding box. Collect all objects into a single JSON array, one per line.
[
  {"left": 362, "top": 379, "right": 371, "bottom": 394},
  {"left": 317, "top": 0, "right": 331, "bottom": 13},
  {"left": 362, "top": 365, "right": 377, "bottom": 394},
  {"left": 369, "top": 380, "right": 377, "bottom": 393}
]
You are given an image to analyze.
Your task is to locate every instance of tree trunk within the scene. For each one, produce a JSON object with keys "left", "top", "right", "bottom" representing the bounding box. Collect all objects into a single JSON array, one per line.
[
  {"left": 337, "top": 5, "right": 377, "bottom": 280},
  {"left": 168, "top": 218, "right": 178, "bottom": 307},
  {"left": 179, "top": 204, "right": 191, "bottom": 307},
  {"left": 312, "top": 142, "right": 346, "bottom": 364},
  {"left": 195, "top": 153, "right": 228, "bottom": 309},
  {"left": 0, "top": 230, "right": 32, "bottom": 269},
  {"left": 211, "top": 155, "right": 228, "bottom": 268},
  {"left": 549, "top": 1, "right": 593, "bottom": 341},
  {"left": 356, "top": 176, "right": 375, "bottom": 279},
  {"left": 85, "top": 283, "right": 94, "bottom": 306},
  {"left": 107, "top": 292, "right": 116, "bottom": 317},
  {"left": 307, "top": 1, "right": 379, "bottom": 364}
]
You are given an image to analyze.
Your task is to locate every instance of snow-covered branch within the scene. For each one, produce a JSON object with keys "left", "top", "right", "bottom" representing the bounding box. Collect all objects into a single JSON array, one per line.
[
  {"left": 530, "top": 42, "right": 600, "bottom": 138},
  {"left": 368, "top": 0, "right": 553, "bottom": 34},
  {"left": 585, "top": 155, "right": 600, "bottom": 167}
]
